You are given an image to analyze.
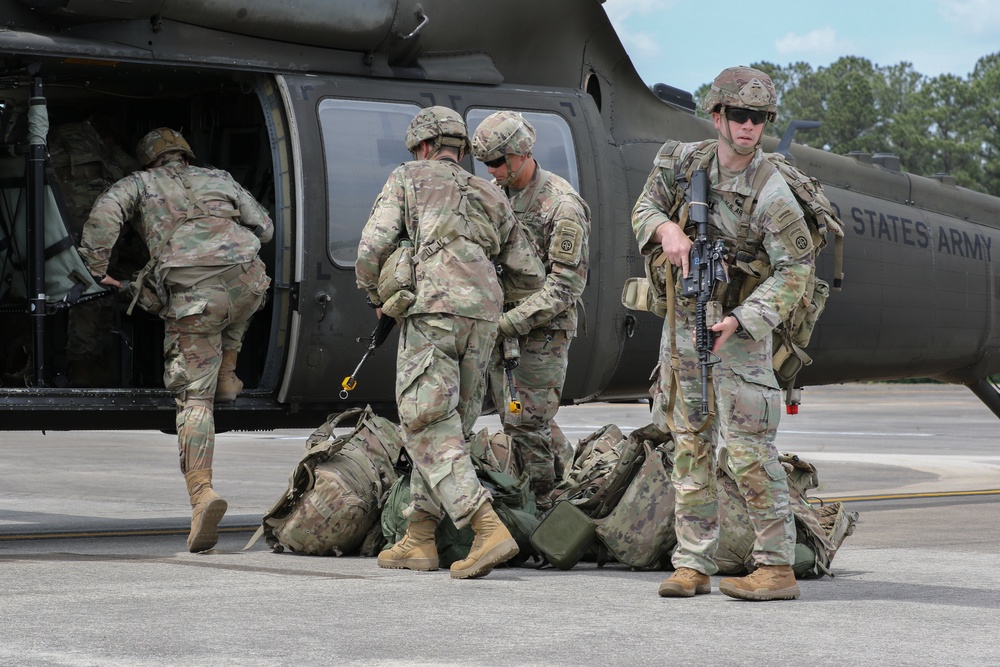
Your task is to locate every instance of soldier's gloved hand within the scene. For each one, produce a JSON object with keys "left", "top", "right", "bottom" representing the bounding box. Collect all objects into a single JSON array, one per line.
[{"left": 498, "top": 313, "right": 518, "bottom": 338}]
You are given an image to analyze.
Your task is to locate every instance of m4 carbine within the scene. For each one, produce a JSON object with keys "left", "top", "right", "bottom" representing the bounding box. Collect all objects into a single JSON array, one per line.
[{"left": 679, "top": 168, "right": 729, "bottom": 414}]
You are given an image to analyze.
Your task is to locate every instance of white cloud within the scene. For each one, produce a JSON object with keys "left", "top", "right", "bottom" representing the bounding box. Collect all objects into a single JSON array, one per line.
[
  {"left": 603, "top": 0, "right": 675, "bottom": 63},
  {"left": 938, "top": 0, "right": 1000, "bottom": 37},
  {"left": 774, "top": 27, "right": 853, "bottom": 58},
  {"left": 603, "top": 0, "right": 674, "bottom": 23}
]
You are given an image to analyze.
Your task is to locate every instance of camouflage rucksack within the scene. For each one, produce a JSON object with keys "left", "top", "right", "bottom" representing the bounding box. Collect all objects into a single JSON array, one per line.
[
  {"left": 248, "top": 406, "right": 404, "bottom": 556},
  {"left": 548, "top": 423, "right": 655, "bottom": 520},
  {"left": 594, "top": 436, "right": 677, "bottom": 570}
]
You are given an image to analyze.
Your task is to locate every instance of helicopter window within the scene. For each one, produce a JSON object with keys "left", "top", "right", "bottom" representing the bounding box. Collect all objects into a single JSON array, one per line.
[
  {"left": 318, "top": 99, "right": 419, "bottom": 268},
  {"left": 466, "top": 109, "right": 580, "bottom": 192}
]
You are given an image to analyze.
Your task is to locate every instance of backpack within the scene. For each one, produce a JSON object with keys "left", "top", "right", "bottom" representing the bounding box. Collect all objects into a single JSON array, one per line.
[
  {"left": 548, "top": 423, "right": 658, "bottom": 520},
  {"left": 593, "top": 438, "right": 677, "bottom": 570},
  {"left": 624, "top": 139, "right": 845, "bottom": 389},
  {"left": 529, "top": 423, "right": 669, "bottom": 568},
  {"left": 247, "top": 406, "right": 404, "bottom": 556}
]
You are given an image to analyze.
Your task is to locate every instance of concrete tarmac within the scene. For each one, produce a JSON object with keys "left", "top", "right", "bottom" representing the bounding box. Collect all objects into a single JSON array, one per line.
[{"left": 1, "top": 383, "right": 998, "bottom": 666}]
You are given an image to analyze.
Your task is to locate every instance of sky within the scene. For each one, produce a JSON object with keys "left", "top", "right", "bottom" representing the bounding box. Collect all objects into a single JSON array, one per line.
[{"left": 603, "top": 0, "right": 1000, "bottom": 95}]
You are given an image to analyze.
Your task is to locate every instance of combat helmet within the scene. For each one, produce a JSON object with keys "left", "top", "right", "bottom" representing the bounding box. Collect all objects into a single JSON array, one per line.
[
  {"left": 136, "top": 127, "right": 195, "bottom": 168},
  {"left": 700, "top": 66, "right": 778, "bottom": 117},
  {"left": 404, "top": 106, "right": 472, "bottom": 158},
  {"left": 471, "top": 110, "right": 536, "bottom": 163},
  {"left": 471, "top": 111, "right": 536, "bottom": 186}
]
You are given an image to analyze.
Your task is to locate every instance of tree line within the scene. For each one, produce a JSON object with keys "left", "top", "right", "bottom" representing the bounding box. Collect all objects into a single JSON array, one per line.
[{"left": 693, "top": 54, "right": 1000, "bottom": 197}]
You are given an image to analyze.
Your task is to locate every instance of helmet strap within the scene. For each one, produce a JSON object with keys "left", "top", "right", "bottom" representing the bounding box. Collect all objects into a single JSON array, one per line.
[{"left": 499, "top": 154, "right": 531, "bottom": 187}]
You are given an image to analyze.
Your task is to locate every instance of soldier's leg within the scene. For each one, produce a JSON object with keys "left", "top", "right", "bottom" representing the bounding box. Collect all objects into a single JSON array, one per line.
[
  {"left": 658, "top": 308, "right": 720, "bottom": 576},
  {"left": 396, "top": 314, "right": 490, "bottom": 529},
  {"left": 217, "top": 258, "right": 270, "bottom": 401},
  {"left": 716, "top": 374, "right": 795, "bottom": 567},
  {"left": 163, "top": 281, "right": 230, "bottom": 551},
  {"left": 504, "top": 329, "right": 572, "bottom": 500}
]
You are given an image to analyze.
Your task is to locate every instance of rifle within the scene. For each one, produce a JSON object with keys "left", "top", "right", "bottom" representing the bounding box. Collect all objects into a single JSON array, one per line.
[
  {"left": 340, "top": 314, "right": 396, "bottom": 399},
  {"left": 679, "top": 168, "right": 729, "bottom": 414}
]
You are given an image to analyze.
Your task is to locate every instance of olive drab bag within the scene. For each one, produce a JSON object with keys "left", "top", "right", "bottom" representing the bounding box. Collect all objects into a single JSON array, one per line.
[
  {"left": 529, "top": 423, "right": 666, "bottom": 568},
  {"left": 247, "top": 406, "right": 404, "bottom": 556},
  {"left": 622, "top": 139, "right": 845, "bottom": 388},
  {"left": 380, "top": 427, "right": 539, "bottom": 567}
]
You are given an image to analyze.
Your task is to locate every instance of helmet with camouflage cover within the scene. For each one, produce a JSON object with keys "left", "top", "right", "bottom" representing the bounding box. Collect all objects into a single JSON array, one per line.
[
  {"left": 136, "top": 127, "right": 195, "bottom": 168},
  {"left": 471, "top": 110, "right": 536, "bottom": 163},
  {"left": 701, "top": 66, "right": 778, "bottom": 117},
  {"left": 404, "top": 106, "right": 472, "bottom": 158}
]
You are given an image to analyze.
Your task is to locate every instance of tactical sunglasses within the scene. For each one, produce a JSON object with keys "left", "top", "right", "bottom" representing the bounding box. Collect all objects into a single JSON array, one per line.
[
  {"left": 725, "top": 107, "right": 769, "bottom": 125},
  {"left": 484, "top": 156, "right": 507, "bottom": 168}
]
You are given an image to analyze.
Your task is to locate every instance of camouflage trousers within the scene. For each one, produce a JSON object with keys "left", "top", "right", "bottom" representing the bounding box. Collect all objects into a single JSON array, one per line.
[
  {"left": 396, "top": 312, "right": 497, "bottom": 529},
  {"left": 162, "top": 258, "right": 269, "bottom": 474},
  {"left": 652, "top": 302, "right": 795, "bottom": 575},
  {"left": 487, "top": 328, "right": 574, "bottom": 493}
]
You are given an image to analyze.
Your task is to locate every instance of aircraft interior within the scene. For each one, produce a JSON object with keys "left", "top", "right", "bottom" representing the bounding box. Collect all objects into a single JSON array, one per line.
[{"left": 0, "top": 57, "right": 276, "bottom": 392}]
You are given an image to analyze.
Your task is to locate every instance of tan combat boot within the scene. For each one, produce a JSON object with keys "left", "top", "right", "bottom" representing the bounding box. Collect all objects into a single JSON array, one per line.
[
  {"left": 719, "top": 565, "right": 801, "bottom": 601},
  {"left": 450, "top": 503, "right": 519, "bottom": 579},
  {"left": 658, "top": 567, "right": 711, "bottom": 597},
  {"left": 184, "top": 469, "right": 228, "bottom": 553},
  {"left": 215, "top": 349, "right": 243, "bottom": 402},
  {"left": 377, "top": 514, "right": 440, "bottom": 571}
]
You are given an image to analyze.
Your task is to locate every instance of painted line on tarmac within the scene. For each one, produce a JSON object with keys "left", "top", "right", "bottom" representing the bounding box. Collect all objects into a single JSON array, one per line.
[
  {"left": 0, "top": 524, "right": 259, "bottom": 542},
  {"left": 6, "top": 490, "right": 998, "bottom": 541},
  {"left": 818, "top": 489, "right": 1000, "bottom": 503}
]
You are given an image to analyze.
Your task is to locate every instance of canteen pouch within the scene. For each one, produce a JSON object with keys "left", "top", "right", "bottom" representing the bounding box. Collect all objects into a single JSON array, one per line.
[
  {"left": 380, "top": 289, "right": 415, "bottom": 319},
  {"left": 124, "top": 273, "right": 165, "bottom": 316},
  {"left": 528, "top": 500, "right": 596, "bottom": 570},
  {"left": 377, "top": 243, "right": 415, "bottom": 304},
  {"left": 621, "top": 277, "right": 667, "bottom": 317}
]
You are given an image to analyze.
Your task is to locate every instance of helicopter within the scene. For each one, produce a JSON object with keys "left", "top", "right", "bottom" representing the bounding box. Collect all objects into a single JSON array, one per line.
[{"left": 1, "top": 0, "right": 998, "bottom": 432}]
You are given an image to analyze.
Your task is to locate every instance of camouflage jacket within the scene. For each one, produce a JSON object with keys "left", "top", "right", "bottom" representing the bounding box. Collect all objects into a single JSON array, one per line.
[
  {"left": 356, "top": 157, "right": 544, "bottom": 322},
  {"left": 501, "top": 164, "right": 590, "bottom": 335},
  {"left": 80, "top": 158, "right": 273, "bottom": 277},
  {"left": 632, "top": 143, "right": 812, "bottom": 342}
]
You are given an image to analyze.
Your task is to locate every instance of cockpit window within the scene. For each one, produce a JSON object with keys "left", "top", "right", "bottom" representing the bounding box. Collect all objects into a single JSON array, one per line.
[
  {"left": 466, "top": 109, "right": 580, "bottom": 191},
  {"left": 318, "top": 99, "right": 418, "bottom": 268}
]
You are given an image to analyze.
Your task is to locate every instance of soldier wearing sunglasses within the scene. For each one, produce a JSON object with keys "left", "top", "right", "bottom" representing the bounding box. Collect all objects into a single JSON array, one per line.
[{"left": 632, "top": 66, "right": 814, "bottom": 601}]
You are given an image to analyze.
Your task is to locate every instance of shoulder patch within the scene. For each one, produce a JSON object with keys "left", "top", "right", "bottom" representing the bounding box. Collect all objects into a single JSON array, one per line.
[
  {"left": 761, "top": 198, "right": 813, "bottom": 259},
  {"left": 653, "top": 140, "right": 683, "bottom": 168},
  {"left": 549, "top": 217, "right": 586, "bottom": 267}
]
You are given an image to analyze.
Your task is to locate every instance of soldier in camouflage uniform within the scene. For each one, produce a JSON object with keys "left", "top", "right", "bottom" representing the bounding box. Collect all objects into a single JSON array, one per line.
[
  {"left": 356, "top": 107, "right": 544, "bottom": 579},
  {"left": 79, "top": 128, "right": 273, "bottom": 553},
  {"left": 632, "top": 67, "right": 813, "bottom": 601},
  {"left": 471, "top": 111, "right": 590, "bottom": 508}
]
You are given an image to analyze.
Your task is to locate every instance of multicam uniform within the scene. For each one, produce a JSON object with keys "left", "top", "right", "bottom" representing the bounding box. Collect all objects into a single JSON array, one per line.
[
  {"left": 356, "top": 157, "right": 543, "bottom": 528},
  {"left": 487, "top": 164, "right": 589, "bottom": 495},
  {"left": 79, "top": 156, "right": 273, "bottom": 474},
  {"left": 632, "top": 141, "right": 813, "bottom": 575}
]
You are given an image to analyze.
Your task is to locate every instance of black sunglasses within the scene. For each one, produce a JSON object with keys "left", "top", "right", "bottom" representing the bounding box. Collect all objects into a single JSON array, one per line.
[
  {"left": 725, "top": 107, "right": 769, "bottom": 125},
  {"left": 484, "top": 156, "right": 507, "bottom": 168}
]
